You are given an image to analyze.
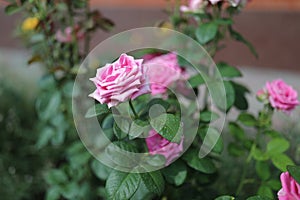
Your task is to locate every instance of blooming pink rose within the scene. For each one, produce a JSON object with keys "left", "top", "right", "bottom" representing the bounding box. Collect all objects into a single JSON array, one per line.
[
  {"left": 89, "top": 54, "right": 150, "bottom": 108},
  {"left": 144, "top": 52, "right": 183, "bottom": 95},
  {"left": 278, "top": 172, "right": 300, "bottom": 200},
  {"left": 180, "top": 0, "right": 205, "bottom": 13},
  {"left": 146, "top": 129, "right": 184, "bottom": 165},
  {"left": 265, "top": 79, "right": 299, "bottom": 112},
  {"left": 55, "top": 25, "right": 84, "bottom": 43}
]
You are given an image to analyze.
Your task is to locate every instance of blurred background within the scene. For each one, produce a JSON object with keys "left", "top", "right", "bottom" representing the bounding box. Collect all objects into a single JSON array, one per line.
[{"left": 0, "top": 0, "right": 300, "bottom": 199}]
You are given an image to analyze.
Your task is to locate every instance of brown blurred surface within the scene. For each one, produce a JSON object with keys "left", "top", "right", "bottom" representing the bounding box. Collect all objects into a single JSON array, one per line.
[{"left": 1, "top": 7, "right": 300, "bottom": 71}]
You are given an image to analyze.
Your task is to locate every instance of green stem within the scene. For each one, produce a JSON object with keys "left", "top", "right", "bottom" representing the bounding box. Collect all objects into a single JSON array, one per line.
[{"left": 129, "top": 100, "right": 138, "bottom": 119}]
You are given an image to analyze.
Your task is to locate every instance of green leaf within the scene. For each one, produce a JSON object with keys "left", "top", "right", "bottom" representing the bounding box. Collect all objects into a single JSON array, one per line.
[
  {"left": 150, "top": 114, "right": 182, "bottom": 142},
  {"left": 217, "top": 62, "right": 242, "bottom": 78},
  {"left": 129, "top": 119, "right": 149, "bottom": 139},
  {"left": 36, "top": 91, "right": 61, "bottom": 121},
  {"left": 198, "top": 127, "right": 223, "bottom": 154},
  {"left": 162, "top": 160, "right": 187, "bottom": 186},
  {"left": 210, "top": 80, "right": 235, "bottom": 111},
  {"left": 113, "top": 120, "right": 129, "bottom": 140},
  {"left": 140, "top": 171, "right": 165, "bottom": 196},
  {"left": 247, "top": 196, "right": 272, "bottom": 200},
  {"left": 255, "top": 161, "right": 270, "bottom": 181},
  {"left": 106, "top": 170, "right": 141, "bottom": 200},
  {"left": 257, "top": 185, "right": 273, "bottom": 199},
  {"left": 46, "top": 186, "right": 61, "bottom": 200},
  {"left": 266, "top": 138, "right": 290, "bottom": 156},
  {"left": 231, "top": 82, "right": 249, "bottom": 110},
  {"left": 61, "top": 182, "right": 79, "bottom": 199},
  {"left": 85, "top": 104, "right": 110, "bottom": 118},
  {"left": 214, "top": 18, "right": 233, "bottom": 25},
  {"left": 45, "top": 169, "right": 68, "bottom": 185},
  {"left": 146, "top": 98, "right": 170, "bottom": 111},
  {"left": 266, "top": 179, "right": 281, "bottom": 190},
  {"left": 200, "top": 111, "right": 219, "bottom": 123},
  {"left": 130, "top": 179, "right": 155, "bottom": 200},
  {"left": 196, "top": 22, "right": 218, "bottom": 44},
  {"left": 188, "top": 74, "right": 205, "bottom": 88},
  {"left": 252, "top": 146, "right": 269, "bottom": 161},
  {"left": 228, "top": 143, "right": 245, "bottom": 157},
  {"left": 271, "top": 153, "right": 294, "bottom": 171},
  {"left": 36, "top": 126, "right": 55, "bottom": 149},
  {"left": 215, "top": 196, "right": 235, "bottom": 200},
  {"left": 228, "top": 122, "right": 245, "bottom": 141},
  {"left": 182, "top": 149, "right": 216, "bottom": 174},
  {"left": 91, "top": 159, "right": 113, "bottom": 181},
  {"left": 229, "top": 27, "right": 258, "bottom": 58},
  {"left": 287, "top": 165, "right": 300, "bottom": 185},
  {"left": 5, "top": 4, "right": 21, "bottom": 15},
  {"left": 238, "top": 113, "right": 257, "bottom": 127}
]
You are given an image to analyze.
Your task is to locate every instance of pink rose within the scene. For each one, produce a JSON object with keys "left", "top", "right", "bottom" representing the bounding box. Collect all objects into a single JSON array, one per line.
[
  {"left": 55, "top": 25, "right": 84, "bottom": 43},
  {"left": 144, "top": 52, "right": 183, "bottom": 95},
  {"left": 265, "top": 79, "right": 299, "bottom": 112},
  {"left": 146, "top": 129, "right": 184, "bottom": 165},
  {"left": 278, "top": 172, "right": 300, "bottom": 200},
  {"left": 180, "top": 0, "right": 205, "bottom": 13},
  {"left": 89, "top": 54, "right": 150, "bottom": 108}
]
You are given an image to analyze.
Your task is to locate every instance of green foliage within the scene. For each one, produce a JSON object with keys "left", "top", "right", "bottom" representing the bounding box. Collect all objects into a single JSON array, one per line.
[
  {"left": 196, "top": 22, "right": 219, "bottom": 44},
  {"left": 287, "top": 165, "right": 300, "bottom": 184},
  {"left": 162, "top": 160, "right": 187, "bottom": 186},
  {"left": 150, "top": 114, "right": 182, "bottom": 142},
  {"left": 182, "top": 149, "right": 216, "bottom": 174}
]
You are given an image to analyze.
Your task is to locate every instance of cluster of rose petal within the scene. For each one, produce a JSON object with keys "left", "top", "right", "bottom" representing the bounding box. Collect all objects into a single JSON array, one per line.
[{"left": 89, "top": 53, "right": 186, "bottom": 165}]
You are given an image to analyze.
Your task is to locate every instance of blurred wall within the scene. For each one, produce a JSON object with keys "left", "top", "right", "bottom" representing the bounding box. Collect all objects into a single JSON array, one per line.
[{"left": 1, "top": 2, "right": 300, "bottom": 71}]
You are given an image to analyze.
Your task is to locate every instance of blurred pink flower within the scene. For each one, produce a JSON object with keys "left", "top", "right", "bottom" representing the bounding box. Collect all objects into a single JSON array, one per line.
[
  {"left": 55, "top": 25, "right": 84, "bottom": 43},
  {"left": 180, "top": 0, "right": 205, "bottom": 12},
  {"left": 278, "top": 172, "right": 300, "bottom": 200},
  {"left": 209, "top": 0, "right": 242, "bottom": 7},
  {"left": 144, "top": 52, "right": 183, "bottom": 95},
  {"left": 89, "top": 54, "right": 150, "bottom": 108},
  {"left": 265, "top": 79, "right": 299, "bottom": 112},
  {"left": 146, "top": 129, "right": 184, "bottom": 165}
]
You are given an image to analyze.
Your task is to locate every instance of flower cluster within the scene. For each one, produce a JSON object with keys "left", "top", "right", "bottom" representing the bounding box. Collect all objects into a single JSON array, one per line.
[
  {"left": 89, "top": 53, "right": 186, "bottom": 107},
  {"left": 180, "top": 0, "right": 244, "bottom": 13}
]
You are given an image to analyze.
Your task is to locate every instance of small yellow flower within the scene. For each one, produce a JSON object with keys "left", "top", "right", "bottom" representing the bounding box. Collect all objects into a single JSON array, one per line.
[{"left": 21, "top": 17, "right": 39, "bottom": 31}]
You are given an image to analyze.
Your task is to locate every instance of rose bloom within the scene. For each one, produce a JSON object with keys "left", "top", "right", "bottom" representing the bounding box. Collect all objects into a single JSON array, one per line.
[
  {"left": 278, "top": 172, "right": 300, "bottom": 200},
  {"left": 55, "top": 25, "right": 84, "bottom": 43},
  {"left": 21, "top": 17, "right": 39, "bottom": 31},
  {"left": 180, "top": 0, "right": 205, "bottom": 13},
  {"left": 264, "top": 79, "right": 299, "bottom": 112},
  {"left": 146, "top": 129, "right": 184, "bottom": 166},
  {"left": 144, "top": 52, "right": 183, "bottom": 96},
  {"left": 89, "top": 54, "right": 150, "bottom": 108}
]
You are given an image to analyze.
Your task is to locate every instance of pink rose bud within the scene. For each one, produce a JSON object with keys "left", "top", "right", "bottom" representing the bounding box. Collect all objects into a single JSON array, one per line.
[
  {"left": 256, "top": 89, "right": 268, "bottom": 103},
  {"left": 89, "top": 54, "right": 150, "bottom": 108},
  {"left": 278, "top": 172, "right": 300, "bottom": 200},
  {"left": 55, "top": 25, "right": 84, "bottom": 43},
  {"left": 146, "top": 129, "right": 184, "bottom": 166},
  {"left": 265, "top": 79, "right": 299, "bottom": 112},
  {"left": 144, "top": 52, "right": 183, "bottom": 96}
]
